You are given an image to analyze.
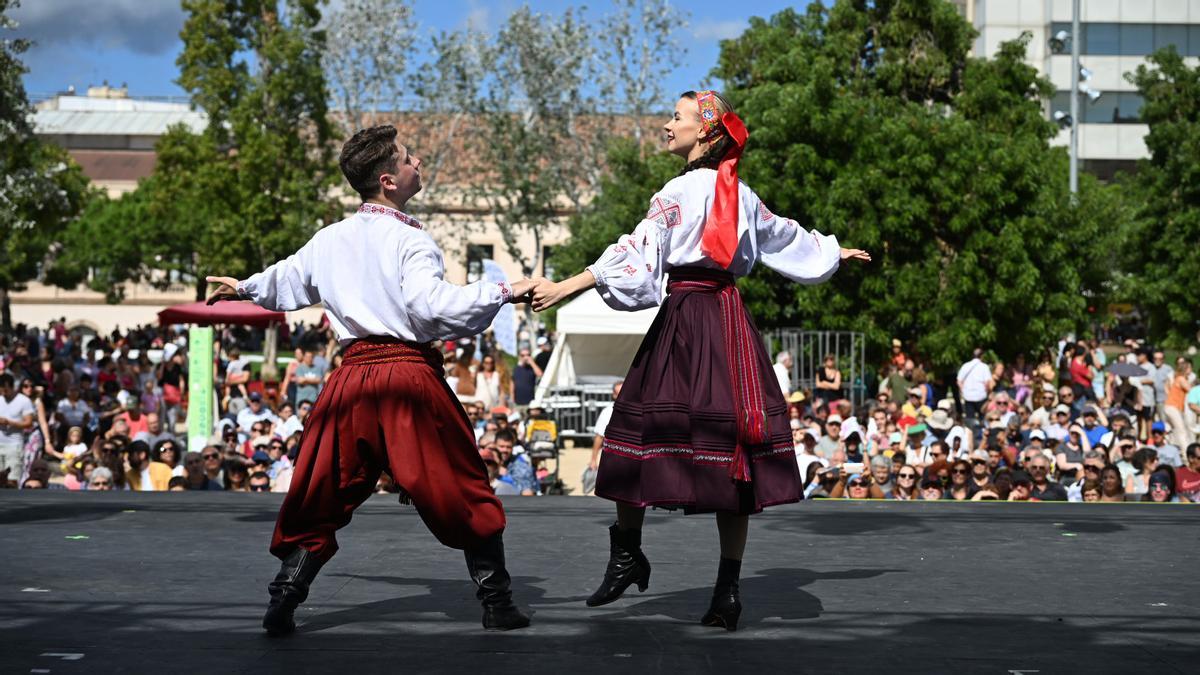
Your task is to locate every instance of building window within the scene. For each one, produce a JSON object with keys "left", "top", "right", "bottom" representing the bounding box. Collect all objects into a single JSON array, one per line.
[
  {"left": 1050, "top": 91, "right": 1144, "bottom": 124},
  {"left": 466, "top": 244, "right": 494, "bottom": 283},
  {"left": 1051, "top": 22, "right": 1200, "bottom": 57}
]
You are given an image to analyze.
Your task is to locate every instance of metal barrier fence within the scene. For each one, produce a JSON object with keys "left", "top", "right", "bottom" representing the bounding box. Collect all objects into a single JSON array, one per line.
[
  {"left": 762, "top": 329, "right": 868, "bottom": 409},
  {"left": 543, "top": 384, "right": 618, "bottom": 439},
  {"left": 543, "top": 330, "right": 867, "bottom": 436}
]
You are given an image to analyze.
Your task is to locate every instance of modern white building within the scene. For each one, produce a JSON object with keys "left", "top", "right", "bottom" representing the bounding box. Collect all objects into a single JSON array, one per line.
[{"left": 968, "top": 0, "right": 1200, "bottom": 177}]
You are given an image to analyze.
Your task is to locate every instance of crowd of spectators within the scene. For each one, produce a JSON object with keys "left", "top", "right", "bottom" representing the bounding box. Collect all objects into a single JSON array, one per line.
[
  {"left": 5, "top": 318, "right": 1198, "bottom": 504},
  {"left": 0, "top": 318, "right": 562, "bottom": 497},
  {"left": 783, "top": 338, "right": 1200, "bottom": 503}
]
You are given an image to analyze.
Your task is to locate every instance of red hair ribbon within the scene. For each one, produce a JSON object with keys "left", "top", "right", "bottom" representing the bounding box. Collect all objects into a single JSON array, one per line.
[{"left": 700, "top": 111, "right": 748, "bottom": 270}]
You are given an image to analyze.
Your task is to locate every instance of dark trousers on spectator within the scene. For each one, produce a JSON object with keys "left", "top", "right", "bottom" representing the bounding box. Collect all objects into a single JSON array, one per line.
[
  {"left": 964, "top": 399, "right": 985, "bottom": 436},
  {"left": 270, "top": 338, "right": 506, "bottom": 563}
]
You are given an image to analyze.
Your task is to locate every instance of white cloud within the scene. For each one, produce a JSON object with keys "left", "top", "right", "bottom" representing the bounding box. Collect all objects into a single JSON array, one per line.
[
  {"left": 11, "top": 0, "right": 184, "bottom": 55},
  {"left": 691, "top": 19, "right": 746, "bottom": 42},
  {"left": 465, "top": 0, "right": 491, "bottom": 33}
]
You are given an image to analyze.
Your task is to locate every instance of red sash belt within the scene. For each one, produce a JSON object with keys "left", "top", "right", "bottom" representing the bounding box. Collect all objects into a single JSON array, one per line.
[
  {"left": 667, "top": 267, "right": 766, "bottom": 483},
  {"left": 342, "top": 336, "right": 442, "bottom": 369}
]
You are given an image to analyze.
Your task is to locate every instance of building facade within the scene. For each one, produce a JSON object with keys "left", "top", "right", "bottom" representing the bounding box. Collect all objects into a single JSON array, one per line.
[
  {"left": 971, "top": 0, "right": 1200, "bottom": 177},
  {"left": 17, "top": 87, "right": 573, "bottom": 333}
]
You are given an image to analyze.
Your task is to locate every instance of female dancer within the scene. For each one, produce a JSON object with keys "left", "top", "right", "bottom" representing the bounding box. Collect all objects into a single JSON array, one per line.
[{"left": 532, "top": 90, "right": 870, "bottom": 630}]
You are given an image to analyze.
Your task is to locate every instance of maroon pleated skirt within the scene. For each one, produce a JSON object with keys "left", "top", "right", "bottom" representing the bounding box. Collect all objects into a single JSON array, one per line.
[{"left": 595, "top": 268, "right": 801, "bottom": 515}]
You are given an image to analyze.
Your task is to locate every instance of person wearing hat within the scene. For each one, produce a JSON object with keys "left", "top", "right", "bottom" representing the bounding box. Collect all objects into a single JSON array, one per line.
[
  {"left": 533, "top": 335, "right": 553, "bottom": 373},
  {"left": 1045, "top": 404, "right": 1072, "bottom": 443},
  {"left": 1147, "top": 421, "right": 1183, "bottom": 467},
  {"left": 1078, "top": 406, "right": 1109, "bottom": 449},
  {"left": 527, "top": 89, "right": 872, "bottom": 631},
  {"left": 816, "top": 415, "right": 842, "bottom": 458},
  {"left": 967, "top": 449, "right": 992, "bottom": 491},
  {"left": 1007, "top": 470, "right": 1033, "bottom": 501},
  {"left": 919, "top": 476, "right": 945, "bottom": 500},
  {"left": 901, "top": 387, "right": 932, "bottom": 421},
  {"left": 236, "top": 392, "right": 279, "bottom": 442}
]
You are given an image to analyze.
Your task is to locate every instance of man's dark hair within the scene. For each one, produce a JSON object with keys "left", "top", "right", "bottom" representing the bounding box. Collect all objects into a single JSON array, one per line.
[
  {"left": 0, "top": 373, "right": 13, "bottom": 388},
  {"left": 340, "top": 125, "right": 400, "bottom": 198},
  {"left": 168, "top": 476, "right": 189, "bottom": 490},
  {"left": 495, "top": 429, "right": 518, "bottom": 445},
  {"left": 128, "top": 440, "right": 151, "bottom": 457}
]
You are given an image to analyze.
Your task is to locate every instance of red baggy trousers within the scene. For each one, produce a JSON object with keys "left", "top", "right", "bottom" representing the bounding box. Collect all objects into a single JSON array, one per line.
[{"left": 269, "top": 338, "right": 506, "bottom": 562}]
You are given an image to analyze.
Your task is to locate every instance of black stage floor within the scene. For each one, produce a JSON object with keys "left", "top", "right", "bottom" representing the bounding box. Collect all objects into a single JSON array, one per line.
[{"left": 0, "top": 492, "right": 1196, "bottom": 674}]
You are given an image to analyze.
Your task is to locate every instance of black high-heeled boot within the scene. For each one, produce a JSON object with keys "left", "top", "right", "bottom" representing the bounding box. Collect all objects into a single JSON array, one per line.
[
  {"left": 262, "top": 547, "right": 324, "bottom": 637},
  {"left": 586, "top": 522, "right": 651, "bottom": 607},
  {"left": 464, "top": 532, "right": 531, "bottom": 631},
  {"left": 700, "top": 557, "right": 742, "bottom": 631}
]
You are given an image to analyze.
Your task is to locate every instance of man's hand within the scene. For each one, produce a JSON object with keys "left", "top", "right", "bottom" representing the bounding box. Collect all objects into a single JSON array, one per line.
[
  {"left": 840, "top": 248, "right": 871, "bottom": 263},
  {"left": 206, "top": 276, "right": 241, "bottom": 305},
  {"left": 510, "top": 277, "right": 547, "bottom": 305}
]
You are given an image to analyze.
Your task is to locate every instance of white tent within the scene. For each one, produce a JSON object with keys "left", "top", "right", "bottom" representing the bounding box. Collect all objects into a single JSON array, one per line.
[{"left": 535, "top": 289, "right": 660, "bottom": 399}]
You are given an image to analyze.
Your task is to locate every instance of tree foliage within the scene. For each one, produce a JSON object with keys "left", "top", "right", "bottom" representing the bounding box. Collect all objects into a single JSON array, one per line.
[
  {"left": 0, "top": 0, "right": 89, "bottom": 331},
  {"left": 53, "top": 0, "right": 340, "bottom": 302},
  {"left": 1123, "top": 47, "right": 1200, "bottom": 347},
  {"left": 558, "top": 1, "right": 1128, "bottom": 371}
]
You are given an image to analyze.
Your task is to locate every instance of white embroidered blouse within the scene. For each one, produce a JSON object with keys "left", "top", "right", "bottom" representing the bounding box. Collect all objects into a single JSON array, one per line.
[
  {"left": 586, "top": 168, "right": 842, "bottom": 311},
  {"left": 238, "top": 204, "right": 513, "bottom": 345}
]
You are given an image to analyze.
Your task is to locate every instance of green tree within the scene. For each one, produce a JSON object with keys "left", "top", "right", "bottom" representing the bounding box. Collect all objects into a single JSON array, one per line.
[
  {"left": 0, "top": 0, "right": 89, "bottom": 331},
  {"left": 558, "top": 1, "right": 1126, "bottom": 372},
  {"left": 1124, "top": 47, "right": 1200, "bottom": 347}
]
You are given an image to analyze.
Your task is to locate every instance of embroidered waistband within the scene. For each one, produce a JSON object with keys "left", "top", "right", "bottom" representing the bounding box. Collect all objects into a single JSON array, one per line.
[
  {"left": 342, "top": 336, "right": 441, "bottom": 367},
  {"left": 667, "top": 266, "right": 735, "bottom": 293}
]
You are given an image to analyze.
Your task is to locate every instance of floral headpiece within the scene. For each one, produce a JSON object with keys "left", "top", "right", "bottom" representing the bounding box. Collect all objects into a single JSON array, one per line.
[{"left": 696, "top": 90, "right": 723, "bottom": 140}]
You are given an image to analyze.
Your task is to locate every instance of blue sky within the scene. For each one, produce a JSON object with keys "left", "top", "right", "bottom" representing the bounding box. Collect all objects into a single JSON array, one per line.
[{"left": 11, "top": 0, "right": 814, "bottom": 105}]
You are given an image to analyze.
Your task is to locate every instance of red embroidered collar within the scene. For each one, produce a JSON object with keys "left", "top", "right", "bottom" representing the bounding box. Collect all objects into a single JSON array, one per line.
[{"left": 358, "top": 203, "right": 422, "bottom": 229}]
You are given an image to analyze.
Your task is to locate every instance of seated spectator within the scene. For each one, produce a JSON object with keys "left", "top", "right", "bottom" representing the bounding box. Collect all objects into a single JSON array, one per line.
[
  {"left": 968, "top": 450, "right": 992, "bottom": 491},
  {"left": 1126, "top": 447, "right": 1159, "bottom": 498},
  {"left": 167, "top": 476, "right": 189, "bottom": 492},
  {"left": 919, "top": 476, "right": 944, "bottom": 500},
  {"left": 276, "top": 401, "right": 303, "bottom": 440},
  {"left": 125, "top": 440, "right": 173, "bottom": 491},
  {"left": 153, "top": 439, "right": 184, "bottom": 477},
  {"left": 88, "top": 466, "right": 115, "bottom": 491},
  {"left": 250, "top": 450, "right": 273, "bottom": 478},
  {"left": 1080, "top": 479, "right": 1103, "bottom": 502},
  {"left": 266, "top": 438, "right": 291, "bottom": 480},
  {"left": 236, "top": 392, "right": 278, "bottom": 441},
  {"left": 946, "top": 459, "right": 976, "bottom": 501},
  {"left": 869, "top": 455, "right": 893, "bottom": 497},
  {"left": 1069, "top": 450, "right": 1108, "bottom": 501},
  {"left": 248, "top": 471, "right": 271, "bottom": 492},
  {"left": 890, "top": 465, "right": 920, "bottom": 500},
  {"left": 1143, "top": 470, "right": 1183, "bottom": 503},
  {"left": 1008, "top": 471, "right": 1033, "bottom": 501},
  {"left": 1099, "top": 464, "right": 1126, "bottom": 502},
  {"left": 1026, "top": 454, "right": 1068, "bottom": 501},
  {"left": 225, "top": 461, "right": 250, "bottom": 492},
  {"left": 1147, "top": 422, "right": 1183, "bottom": 467},
  {"left": 61, "top": 426, "right": 87, "bottom": 467},
  {"left": 134, "top": 412, "right": 175, "bottom": 448},
  {"left": 184, "top": 450, "right": 224, "bottom": 491},
  {"left": 494, "top": 430, "right": 535, "bottom": 495},
  {"left": 1176, "top": 443, "right": 1200, "bottom": 502},
  {"left": 64, "top": 457, "right": 96, "bottom": 490}
]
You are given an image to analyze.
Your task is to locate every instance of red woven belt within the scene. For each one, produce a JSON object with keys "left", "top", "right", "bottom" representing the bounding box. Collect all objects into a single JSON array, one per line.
[
  {"left": 667, "top": 267, "right": 767, "bottom": 483},
  {"left": 342, "top": 337, "right": 441, "bottom": 368}
]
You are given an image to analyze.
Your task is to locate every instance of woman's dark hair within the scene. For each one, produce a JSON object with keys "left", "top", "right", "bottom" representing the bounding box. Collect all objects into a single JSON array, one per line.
[
  {"left": 168, "top": 476, "right": 189, "bottom": 490},
  {"left": 677, "top": 91, "right": 737, "bottom": 176},
  {"left": 1132, "top": 446, "right": 1158, "bottom": 472},
  {"left": 1080, "top": 478, "right": 1102, "bottom": 497},
  {"left": 153, "top": 439, "right": 177, "bottom": 464},
  {"left": 339, "top": 125, "right": 400, "bottom": 198},
  {"left": 1099, "top": 464, "right": 1125, "bottom": 495}
]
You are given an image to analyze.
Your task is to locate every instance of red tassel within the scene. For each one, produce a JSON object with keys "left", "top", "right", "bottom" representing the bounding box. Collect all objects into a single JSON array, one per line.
[{"left": 729, "top": 442, "right": 752, "bottom": 483}]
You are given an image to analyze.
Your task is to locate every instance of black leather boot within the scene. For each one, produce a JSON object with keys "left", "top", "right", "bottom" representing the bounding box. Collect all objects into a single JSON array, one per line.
[
  {"left": 262, "top": 547, "right": 324, "bottom": 637},
  {"left": 464, "top": 533, "right": 531, "bottom": 631},
  {"left": 700, "top": 557, "right": 742, "bottom": 632},
  {"left": 586, "top": 522, "right": 651, "bottom": 607}
]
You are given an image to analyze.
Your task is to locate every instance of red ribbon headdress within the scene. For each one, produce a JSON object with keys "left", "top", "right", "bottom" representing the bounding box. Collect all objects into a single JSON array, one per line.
[{"left": 695, "top": 90, "right": 749, "bottom": 270}]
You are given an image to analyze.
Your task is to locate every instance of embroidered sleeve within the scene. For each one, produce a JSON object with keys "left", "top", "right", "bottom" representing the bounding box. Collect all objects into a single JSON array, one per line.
[
  {"left": 238, "top": 233, "right": 322, "bottom": 311},
  {"left": 401, "top": 233, "right": 509, "bottom": 340},
  {"left": 585, "top": 191, "right": 674, "bottom": 311},
  {"left": 754, "top": 196, "right": 840, "bottom": 285}
]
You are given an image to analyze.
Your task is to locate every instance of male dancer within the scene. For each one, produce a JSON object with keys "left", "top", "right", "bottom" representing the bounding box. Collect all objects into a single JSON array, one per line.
[{"left": 207, "top": 125, "right": 538, "bottom": 635}]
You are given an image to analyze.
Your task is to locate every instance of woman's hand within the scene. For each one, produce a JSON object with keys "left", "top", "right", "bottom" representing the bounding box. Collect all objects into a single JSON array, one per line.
[
  {"left": 532, "top": 281, "right": 573, "bottom": 313},
  {"left": 206, "top": 276, "right": 241, "bottom": 305},
  {"left": 840, "top": 248, "right": 871, "bottom": 263},
  {"left": 510, "top": 277, "right": 547, "bottom": 304}
]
